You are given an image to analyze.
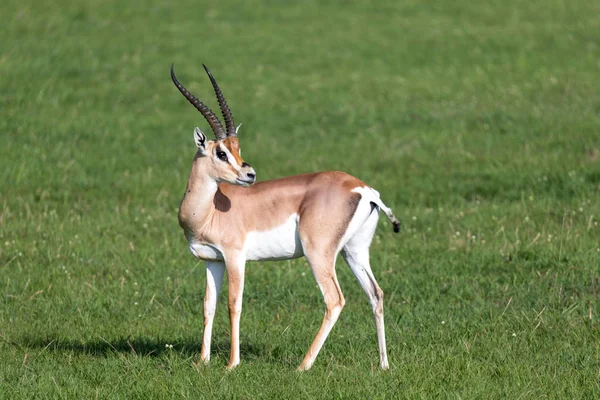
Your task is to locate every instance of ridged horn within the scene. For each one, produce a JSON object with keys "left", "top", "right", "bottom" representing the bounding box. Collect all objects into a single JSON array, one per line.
[
  {"left": 170, "top": 64, "right": 226, "bottom": 140},
  {"left": 202, "top": 64, "right": 236, "bottom": 137}
]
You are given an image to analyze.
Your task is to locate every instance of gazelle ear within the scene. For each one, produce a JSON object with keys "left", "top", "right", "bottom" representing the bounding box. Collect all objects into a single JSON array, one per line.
[{"left": 193, "top": 127, "right": 207, "bottom": 153}]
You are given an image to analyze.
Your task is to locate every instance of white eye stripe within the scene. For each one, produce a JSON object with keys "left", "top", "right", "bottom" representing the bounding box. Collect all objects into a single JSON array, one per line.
[{"left": 219, "top": 145, "right": 241, "bottom": 172}]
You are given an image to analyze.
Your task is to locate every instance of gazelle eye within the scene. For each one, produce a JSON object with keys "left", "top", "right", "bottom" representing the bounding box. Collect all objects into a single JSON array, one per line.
[{"left": 216, "top": 150, "right": 228, "bottom": 162}]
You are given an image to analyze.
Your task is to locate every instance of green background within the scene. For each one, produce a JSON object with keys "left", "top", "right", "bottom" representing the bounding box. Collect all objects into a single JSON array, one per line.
[{"left": 1, "top": 0, "right": 599, "bottom": 398}]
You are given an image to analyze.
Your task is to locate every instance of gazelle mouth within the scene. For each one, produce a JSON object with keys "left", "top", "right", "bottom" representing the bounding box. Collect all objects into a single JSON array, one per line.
[{"left": 236, "top": 178, "right": 254, "bottom": 186}]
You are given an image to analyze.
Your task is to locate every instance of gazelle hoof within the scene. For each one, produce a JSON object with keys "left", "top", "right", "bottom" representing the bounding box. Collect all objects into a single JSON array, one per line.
[
  {"left": 296, "top": 363, "right": 313, "bottom": 371},
  {"left": 226, "top": 362, "right": 240, "bottom": 371}
]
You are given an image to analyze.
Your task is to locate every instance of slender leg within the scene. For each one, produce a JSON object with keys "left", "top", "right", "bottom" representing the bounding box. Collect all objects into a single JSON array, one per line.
[
  {"left": 342, "top": 246, "right": 389, "bottom": 369},
  {"left": 341, "top": 209, "right": 389, "bottom": 370},
  {"left": 200, "top": 261, "right": 225, "bottom": 364},
  {"left": 225, "top": 253, "right": 246, "bottom": 370},
  {"left": 297, "top": 253, "right": 345, "bottom": 371}
]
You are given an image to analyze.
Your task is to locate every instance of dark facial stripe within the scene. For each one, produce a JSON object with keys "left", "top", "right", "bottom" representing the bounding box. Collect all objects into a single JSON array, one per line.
[{"left": 221, "top": 137, "right": 245, "bottom": 166}]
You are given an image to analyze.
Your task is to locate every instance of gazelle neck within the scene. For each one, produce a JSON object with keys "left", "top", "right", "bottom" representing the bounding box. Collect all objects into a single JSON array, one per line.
[{"left": 178, "top": 154, "right": 218, "bottom": 234}]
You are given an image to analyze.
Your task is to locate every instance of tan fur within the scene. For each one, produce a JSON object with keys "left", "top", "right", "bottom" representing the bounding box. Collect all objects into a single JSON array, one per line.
[
  {"left": 221, "top": 137, "right": 244, "bottom": 166},
  {"left": 179, "top": 138, "right": 391, "bottom": 370},
  {"left": 180, "top": 164, "right": 366, "bottom": 251}
]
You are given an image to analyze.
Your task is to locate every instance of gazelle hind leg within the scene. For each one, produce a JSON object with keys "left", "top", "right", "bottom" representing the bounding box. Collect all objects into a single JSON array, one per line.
[
  {"left": 297, "top": 251, "right": 345, "bottom": 371},
  {"left": 341, "top": 212, "right": 389, "bottom": 369}
]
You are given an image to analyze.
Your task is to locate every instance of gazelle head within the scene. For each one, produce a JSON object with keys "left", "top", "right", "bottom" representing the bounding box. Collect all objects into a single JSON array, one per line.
[{"left": 171, "top": 64, "right": 256, "bottom": 187}]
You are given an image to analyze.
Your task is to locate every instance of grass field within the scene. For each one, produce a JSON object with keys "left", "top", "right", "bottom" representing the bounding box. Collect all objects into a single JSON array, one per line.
[{"left": 1, "top": 0, "right": 600, "bottom": 398}]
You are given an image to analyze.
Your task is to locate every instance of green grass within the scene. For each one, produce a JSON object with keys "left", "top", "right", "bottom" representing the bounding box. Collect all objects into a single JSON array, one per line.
[{"left": 1, "top": 0, "right": 600, "bottom": 398}]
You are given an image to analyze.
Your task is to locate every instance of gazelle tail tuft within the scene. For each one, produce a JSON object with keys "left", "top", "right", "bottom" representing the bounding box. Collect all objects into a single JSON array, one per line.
[{"left": 368, "top": 189, "right": 400, "bottom": 234}]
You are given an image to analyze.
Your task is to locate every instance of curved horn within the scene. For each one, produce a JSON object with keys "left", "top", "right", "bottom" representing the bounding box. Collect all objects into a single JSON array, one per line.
[
  {"left": 202, "top": 64, "right": 236, "bottom": 137},
  {"left": 170, "top": 64, "right": 226, "bottom": 140}
]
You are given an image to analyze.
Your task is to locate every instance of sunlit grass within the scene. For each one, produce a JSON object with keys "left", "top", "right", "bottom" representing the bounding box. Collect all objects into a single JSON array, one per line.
[{"left": 1, "top": 0, "right": 599, "bottom": 398}]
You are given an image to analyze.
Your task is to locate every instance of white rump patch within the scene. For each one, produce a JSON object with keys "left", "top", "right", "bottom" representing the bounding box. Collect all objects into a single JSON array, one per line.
[
  {"left": 245, "top": 214, "right": 304, "bottom": 261},
  {"left": 335, "top": 186, "right": 381, "bottom": 252}
]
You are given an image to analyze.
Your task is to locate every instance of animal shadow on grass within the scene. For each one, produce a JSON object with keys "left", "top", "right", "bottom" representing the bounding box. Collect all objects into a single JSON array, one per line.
[{"left": 18, "top": 335, "right": 270, "bottom": 363}]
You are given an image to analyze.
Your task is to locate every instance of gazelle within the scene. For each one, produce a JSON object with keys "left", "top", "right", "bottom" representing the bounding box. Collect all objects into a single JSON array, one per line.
[{"left": 171, "top": 64, "right": 400, "bottom": 371}]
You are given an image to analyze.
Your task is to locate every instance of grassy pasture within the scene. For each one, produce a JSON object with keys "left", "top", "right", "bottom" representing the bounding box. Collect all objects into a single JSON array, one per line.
[{"left": 1, "top": 0, "right": 599, "bottom": 398}]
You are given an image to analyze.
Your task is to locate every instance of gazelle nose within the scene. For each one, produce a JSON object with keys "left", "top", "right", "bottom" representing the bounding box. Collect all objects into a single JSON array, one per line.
[{"left": 245, "top": 166, "right": 256, "bottom": 182}]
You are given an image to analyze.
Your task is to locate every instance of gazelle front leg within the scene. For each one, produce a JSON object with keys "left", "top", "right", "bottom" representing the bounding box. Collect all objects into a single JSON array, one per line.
[
  {"left": 225, "top": 253, "right": 246, "bottom": 370},
  {"left": 200, "top": 261, "right": 225, "bottom": 364}
]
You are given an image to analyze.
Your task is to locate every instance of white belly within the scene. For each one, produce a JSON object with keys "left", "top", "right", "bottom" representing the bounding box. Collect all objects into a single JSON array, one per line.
[{"left": 245, "top": 214, "right": 304, "bottom": 261}]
